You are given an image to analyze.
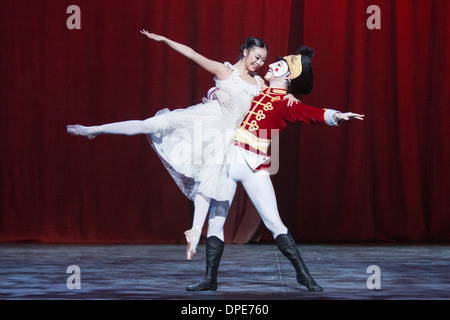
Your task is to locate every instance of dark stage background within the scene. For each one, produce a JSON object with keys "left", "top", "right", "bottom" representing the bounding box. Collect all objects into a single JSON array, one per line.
[{"left": 1, "top": 0, "right": 449, "bottom": 244}]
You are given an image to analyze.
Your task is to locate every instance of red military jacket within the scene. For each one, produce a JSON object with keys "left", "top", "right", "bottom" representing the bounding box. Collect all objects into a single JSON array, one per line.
[{"left": 234, "top": 87, "right": 338, "bottom": 171}]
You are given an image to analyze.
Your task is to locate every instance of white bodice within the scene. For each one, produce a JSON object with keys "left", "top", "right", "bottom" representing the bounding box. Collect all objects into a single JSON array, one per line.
[{"left": 215, "top": 62, "right": 263, "bottom": 104}]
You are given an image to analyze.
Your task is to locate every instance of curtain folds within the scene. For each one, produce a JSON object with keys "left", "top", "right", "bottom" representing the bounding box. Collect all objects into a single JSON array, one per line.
[{"left": 0, "top": 0, "right": 448, "bottom": 243}]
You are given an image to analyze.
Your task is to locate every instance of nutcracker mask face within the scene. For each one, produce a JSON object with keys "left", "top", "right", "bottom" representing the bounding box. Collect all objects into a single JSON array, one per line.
[
  {"left": 267, "top": 60, "right": 290, "bottom": 78},
  {"left": 271, "top": 46, "right": 314, "bottom": 95}
]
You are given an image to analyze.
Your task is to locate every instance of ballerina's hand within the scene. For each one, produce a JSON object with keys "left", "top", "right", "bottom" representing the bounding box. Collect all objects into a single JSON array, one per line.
[
  {"left": 213, "top": 89, "right": 232, "bottom": 109},
  {"left": 284, "top": 94, "right": 300, "bottom": 107},
  {"left": 140, "top": 30, "right": 165, "bottom": 41}
]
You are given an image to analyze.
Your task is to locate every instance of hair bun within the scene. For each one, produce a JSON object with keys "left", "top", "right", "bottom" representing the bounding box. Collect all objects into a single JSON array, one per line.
[{"left": 240, "top": 37, "right": 268, "bottom": 58}]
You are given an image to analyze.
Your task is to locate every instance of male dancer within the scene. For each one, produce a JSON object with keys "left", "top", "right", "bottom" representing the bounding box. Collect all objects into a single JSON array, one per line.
[{"left": 186, "top": 47, "right": 364, "bottom": 292}]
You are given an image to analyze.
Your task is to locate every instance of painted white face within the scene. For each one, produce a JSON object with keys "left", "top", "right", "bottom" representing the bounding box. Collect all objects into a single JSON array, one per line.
[{"left": 268, "top": 60, "right": 290, "bottom": 78}]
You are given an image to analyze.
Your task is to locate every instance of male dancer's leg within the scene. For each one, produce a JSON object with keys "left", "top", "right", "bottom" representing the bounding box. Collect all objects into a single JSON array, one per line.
[
  {"left": 207, "top": 179, "right": 238, "bottom": 241},
  {"left": 240, "top": 170, "right": 288, "bottom": 238},
  {"left": 186, "top": 179, "right": 237, "bottom": 291},
  {"left": 235, "top": 151, "right": 322, "bottom": 292},
  {"left": 227, "top": 146, "right": 288, "bottom": 238},
  {"left": 206, "top": 147, "right": 287, "bottom": 240}
]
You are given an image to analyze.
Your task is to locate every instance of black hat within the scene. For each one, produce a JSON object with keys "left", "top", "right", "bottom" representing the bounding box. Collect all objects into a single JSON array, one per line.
[{"left": 279, "top": 46, "right": 315, "bottom": 95}]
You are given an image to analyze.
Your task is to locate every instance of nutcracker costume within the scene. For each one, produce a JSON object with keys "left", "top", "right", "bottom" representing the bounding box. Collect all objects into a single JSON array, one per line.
[{"left": 188, "top": 47, "right": 342, "bottom": 292}]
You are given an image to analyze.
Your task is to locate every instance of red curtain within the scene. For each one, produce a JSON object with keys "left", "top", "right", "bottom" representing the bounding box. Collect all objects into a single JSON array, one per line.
[
  {"left": 0, "top": 0, "right": 292, "bottom": 243},
  {"left": 292, "top": 0, "right": 450, "bottom": 242},
  {"left": 1, "top": 0, "right": 449, "bottom": 244}
]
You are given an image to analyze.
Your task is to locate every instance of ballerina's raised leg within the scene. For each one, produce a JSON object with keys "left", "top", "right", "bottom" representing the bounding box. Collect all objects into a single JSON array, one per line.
[
  {"left": 67, "top": 116, "right": 168, "bottom": 139},
  {"left": 68, "top": 116, "right": 209, "bottom": 260}
]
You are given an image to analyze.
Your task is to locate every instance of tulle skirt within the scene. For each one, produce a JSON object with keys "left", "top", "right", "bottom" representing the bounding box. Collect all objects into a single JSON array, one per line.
[{"left": 147, "top": 98, "right": 248, "bottom": 201}]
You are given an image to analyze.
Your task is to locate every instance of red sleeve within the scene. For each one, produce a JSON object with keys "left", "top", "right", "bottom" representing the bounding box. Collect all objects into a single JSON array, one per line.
[{"left": 279, "top": 101, "right": 327, "bottom": 125}]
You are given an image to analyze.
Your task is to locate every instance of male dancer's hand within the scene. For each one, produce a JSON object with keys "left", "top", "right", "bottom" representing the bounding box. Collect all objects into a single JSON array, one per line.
[{"left": 334, "top": 112, "right": 365, "bottom": 122}]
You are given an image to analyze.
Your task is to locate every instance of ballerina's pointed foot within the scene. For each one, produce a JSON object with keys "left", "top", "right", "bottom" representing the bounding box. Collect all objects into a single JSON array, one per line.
[
  {"left": 185, "top": 229, "right": 201, "bottom": 261},
  {"left": 67, "top": 125, "right": 99, "bottom": 140}
]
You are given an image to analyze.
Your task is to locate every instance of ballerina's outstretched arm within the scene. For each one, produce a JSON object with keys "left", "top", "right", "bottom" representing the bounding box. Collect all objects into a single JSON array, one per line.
[{"left": 140, "top": 30, "right": 232, "bottom": 81}]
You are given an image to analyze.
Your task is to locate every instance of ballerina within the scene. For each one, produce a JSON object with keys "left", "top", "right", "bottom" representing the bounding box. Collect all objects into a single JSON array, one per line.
[{"left": 68, "top": 31, "right": 299, "bottom": 259}]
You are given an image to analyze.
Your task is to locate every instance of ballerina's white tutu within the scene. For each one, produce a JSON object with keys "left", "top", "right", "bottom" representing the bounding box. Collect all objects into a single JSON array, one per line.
[{"left": 147, "top": 62, "right": 263, "bottom": 201}]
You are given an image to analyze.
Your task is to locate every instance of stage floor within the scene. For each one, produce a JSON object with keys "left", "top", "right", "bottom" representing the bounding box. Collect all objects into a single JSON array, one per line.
[{"left": 0, "top": 243, "right": 449, "bottom": 300}]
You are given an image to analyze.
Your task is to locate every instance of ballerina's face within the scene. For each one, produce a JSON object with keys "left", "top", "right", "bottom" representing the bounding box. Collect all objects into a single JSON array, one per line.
[{"left": 243, "top": 47, "right": 268, "bottom": 72}]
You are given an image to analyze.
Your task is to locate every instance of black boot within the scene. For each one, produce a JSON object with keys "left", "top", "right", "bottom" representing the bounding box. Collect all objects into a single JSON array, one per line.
[
  {"left": 275, "top": 232, "right": 323, "bottom": 292},
  {"left": 186, "top": 236, "right": 224, "bottom": 291}
]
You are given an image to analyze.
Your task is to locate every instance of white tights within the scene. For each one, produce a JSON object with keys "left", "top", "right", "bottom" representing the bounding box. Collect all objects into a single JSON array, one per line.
[
  {"left": 191, "top": 193, "right": 210, "bottom": 233},
  {"left": 75, "top": 116, "right": 168, "bottom": 136},
  {"left": 207, "top": 146, "right": 288, "bottom": 241}
]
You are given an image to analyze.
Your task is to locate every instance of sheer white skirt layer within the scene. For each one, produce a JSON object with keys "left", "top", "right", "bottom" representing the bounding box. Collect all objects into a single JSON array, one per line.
[
  {"left": 147, "top": 98, "right": 249, "bottom": 202},
  {"left": 67, "top": 92, "right": 252, "bottom": 260}
]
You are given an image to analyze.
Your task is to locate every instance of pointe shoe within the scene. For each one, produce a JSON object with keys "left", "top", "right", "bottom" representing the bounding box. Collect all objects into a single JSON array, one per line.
[
  {"left": 184, "top": 229, "right": 201, "bottom": 261},
  {"left": 67, "top": 125, "right": 99, "bottom": 140}
]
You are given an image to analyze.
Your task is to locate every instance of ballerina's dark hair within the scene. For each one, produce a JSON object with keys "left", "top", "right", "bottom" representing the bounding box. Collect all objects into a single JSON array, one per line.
[{"left": 240, "top": 37, "right": 268, "bottom": 59}]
